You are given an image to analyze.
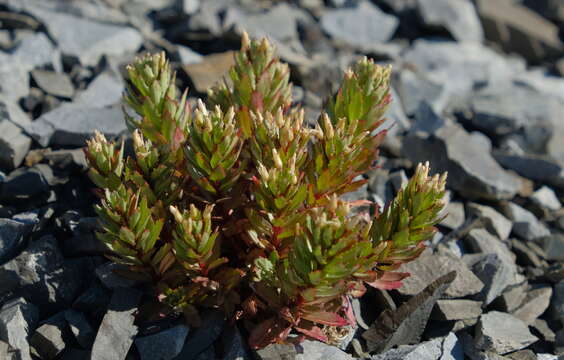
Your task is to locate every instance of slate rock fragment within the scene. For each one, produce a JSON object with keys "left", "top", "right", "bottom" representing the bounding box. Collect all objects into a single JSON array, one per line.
[
  {"left": 474, "top": 311, "right": 537, "bottom": 355},
  {"left": 135, "top": 324, "right": 189, "bottom": 360},
  {"left": 0, "top": 298, "right": 38, "bottom": 360}
]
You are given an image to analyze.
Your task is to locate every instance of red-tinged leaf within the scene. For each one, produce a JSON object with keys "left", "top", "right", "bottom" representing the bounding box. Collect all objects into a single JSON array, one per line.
[
  {"left": 295, "top": 325, "right": 328, "bottom": 343},
  {"left": 365, "top": 271, "right": 410, "bottom": 290},
  {"left": 346, "top": 199, "right": 372, "bottom": 207},
  {"left": 342, "top": 295, "right": 357, "bottom": 325},
  {"left": 251, "top": 91, "right": 264, "bottom": 112},
  {"left": 301, "top": 311, "right": 348, "bottom": 326},
  {"left": 248, "top": 317, "right": 292, "bottom": 349}
]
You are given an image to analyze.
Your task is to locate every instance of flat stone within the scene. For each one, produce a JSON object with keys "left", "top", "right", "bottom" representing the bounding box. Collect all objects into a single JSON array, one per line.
[
  {"left": 474, "top": 311, "right": 537, "bottom": 355},
  {"left": 397, "top": 70, "right": 448, "bottom": 117},
  {"left": 91, "top": 288, "right": 142, "bottom": 360},
  {"left": 440, "top": 201, "right": 465, "bottom": 230},
  {"left": 398, "top": 250, "right": 484, "bottom": 298},
  {"left": 465, "top": 229, "right": 518, "bottom": 274},
  {"left": 465, "top": 253, "right": 516, "bottom": 306},
  {"left": 542, "top": 234, "right": 564, "bottom": 262},
  {"left": 135, "top": 324, "right": 189, "bottom": 360},
  {"left": 416, "top": 0, "right": 484, "bottom": 43},
  {"left": 72, "top": 284, "right": 111, "bottom": 317},
  {"left": 511, "top": 285, "right": 552, "bottom": 324},
  {"left": 30, "top": 312, "right": 72, "bottom": 359},
  {"left": 500, "top": 202, "right": 550, "bottom": 240},
  {"left": 531, "top": 319, "right": 555, "bottom": 343},
  {"left": 320, "top": 1, "right": 398, "bottom": 48},
  {"left": 371, "top": 332, "right": 462, "bottom": 360},
  {"left": 0, "top": 218, "right": 31, "bottom": 264},
  {"left": 0, "top": 298, "right": 38, "bottom": 360},
  {"left": 11, "top": 32, "right": 59, "bottom": 71},
  {"left": 362, "top": 272, "right": 456, "bottom": 353},
  {"left": 23, "top": 104, "right": 126, "bottom": 147},
  {"left": 28, "top": 8, "right": 142, "bottom": 66},
  {"left": 64, "top": 310, "right": 95, "bottom": 349},
  {"left": 431, "top": 299, "right": 483, "bottom": 321},
  {"left": 256, "top": 340, "right": 353, "bottom": 360},
  {"left": 95, "top": 262, "right": 141, "bottom": 290},
  {"left": 403, "top": 122, "right": 521, "bottom": 200},
  {"left": 74, "top": 72, "right": 123, "bottom": 108},
  {"left": 531, "top": 186, "right": 561, "bottom": 211},
  {"left": 506, "top": 350, "right": 537, "bottom": 360},
  {"left": 0, "top": 60, "right": 30, "bottom": 102},
  {"left": 0, "top": 339, "right": 22, "bottom": 360},
  {"left": 221, "top": 324, "right": 251, "bottom": 360},
  {"left": 0, "top": 165, "right": 50, "bottom": 201},
  {"left": 31, "top": 70, "right": 74, "bottom": 98},
  {"left": 174, "top": 310, "right": 225, "bottom": 359},
  {"left": 177, "top": 45, "right": 203, "bottom": 65},
  {"left": 494, "top": 153, "right": 564, "bottom": 190},
  {"left": 0, "top": 119, "right": 31, "bottom": 171},
  {"left": 511, "top": 239, "right": 544, "bottom": 267},
  {"left": 183, "top": 51, "right": 236, "bottom": 93},
  {"left": 465, "top": 203, "right": 513, "bottom": 240}
]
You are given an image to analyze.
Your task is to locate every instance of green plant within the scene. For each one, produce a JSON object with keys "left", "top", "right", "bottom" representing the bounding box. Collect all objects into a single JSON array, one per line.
[{"left": 84, "top": 33, "right": 447, "bottom": 349}]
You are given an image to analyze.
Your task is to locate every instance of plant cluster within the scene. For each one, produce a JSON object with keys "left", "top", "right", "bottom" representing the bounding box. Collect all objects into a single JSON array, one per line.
[{"left": 84, "top": 33, "right": 447, "bottom": 349}]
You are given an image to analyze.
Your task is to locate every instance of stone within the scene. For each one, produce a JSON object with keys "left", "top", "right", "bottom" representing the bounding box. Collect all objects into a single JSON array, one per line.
[
  {"left": 0, "top": 120, "right": 31, "bottom": 171},
  {"left": 320, "top": 1, "right": 398, "bottom": 48},
  {"left": 362, "top": 272, "right": 456, "bottom": 353},
  {"left": 396, "top": 69, "right": 447, "bottom": 117},
  {"left": 23, "top": 104, "right": 127, "bottom": 147},
  {"left": 221, "top": 324, "right": 250, "bottom": 360},
  {"left": 531, "top": 186, "right": 561, "bottom": 211},
  {"left": 30, "top": 312, "right": 72, "bottom": 359},
  {"left": 28, "top": 8, "right": 142, "bottom": 66},
  {"left": 11, "top": 32, "right": 59, "bottom": 71},
  {"left": 0, "top": 218, "right": 31, "bottom": 264},
  {"left": 476, "top": 0, "right": 562, "bottom": 62},
  {"left": 542, "top": 234, "right": 564, "bottom": 262},
  {"left": 0, "top": 236, "right": 80, "bottom": 312},
  {"left": 174, "top": 310, "right": 225, "bottom": 359},
  {"left": 474, "top": 311, "right": 537, "bottom": 355},
  {"left": 500, "top": 202, "right": 550, "bottom": 240},
  {"left": 506, "top": 350, "right": 537, "bottom": 360},
  {"left": 31, "top": 70, "right": 74, "bottom": 99},
  {"left": 74, "top": 72, "right": 123, "bottom": 108},
  {"left": 416, "top": 0, "right": 484, "bottom": 43},
  {"left": 0, "top": 298, "right": 39, "bottom": 360},
  {"left": 431, "top": 300, "right": 483, "bottom": 321},
  {"left": 95, "top": 262, "right": 141, "bottom": 289},
  {"left": 398, "top": 250, "right": 483, "bottom": 298},
  {"left": 64, "top": 310, "right": 95, "bottom": 349},
  {"left": 440, "top": 201, "right": 465, "bottom": 230},
  {"left": 135, "top": 324, "right": 189, "bottom": 360},
  {"left": 183, "top": 51, "right": 236, "bottom": 93},
  {"left": 177, "top": 45, "right": 203, "bottom": 65},
  {"left": 494, "top": 153, "right": 564, "bottom": 190},
  {"left": 371, "top": 332, "right": 463, "bottom": 360},
  {"left": 531, "top": 319, "right": 555, "bottom": 343},
  {"left": 91, "top": 288, "right": 142, "bottom": 360},
  {"left": 0, "top": 59, "right": 30, "bottom": 102},
  {"left": 465, "top": 253, "right": 516, "bottom": 306},
  {"left": 403, "top": 122, "right": 521, "bottom": 200},
  {"left": 0, "top": 165, "right": 50, "bottom": 201},
  {"left": 511, "top": 239, "right": 544, "bottom": 268},
  {"left": 256, "top": 340, "right": 353, "bottom": 360},
  {"left": 466, "top": 203, "right": 513, "bottom": 240},
  {"left": 511, "top": 285, "right": 552, "bottom": 324},
  {"left": 72, "top": 284, "right": 111, "bottom": 316},
  {"left": 465, "top": 229, "right": 518, "bottom": 273}
]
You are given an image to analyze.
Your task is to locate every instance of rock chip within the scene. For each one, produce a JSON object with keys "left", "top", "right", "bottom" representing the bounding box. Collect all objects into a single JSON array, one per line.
[
  {"left": 256, "top": 340, "right": 353, "bottom": 360},
  {"left": 398, "top": 250, "right": 483, "bottom": 298},
  {"left": 494, "top": 153, "right": 564, "bottom": 190},
  {"left": 511, "top": 285, "right": 552, "bottom": 324},
  {"left": 64, "top": 310, "right": 94, "bottom": 349},
  {"left": 465, "top": 253, "right": 516, "bottom": 306},
  {"left": 30, "top": 312, "right": 72, "bottom": 359},
  {"left": 183, "top": 51, "right": 236, "bottom": 93},
  {"left": 474, "top": 311, "right": 537, "bottom": 354},
  {"left": 440, "top": 201, "right": 465, "bottom": 230},
  {"left": 416, "top": 0, "right": 483, "bottom": 43},
  {"left": 403, "top": 122, "right": 521, "bottom": 200},
  {"left": 396, "top": 70, "right": 447, "bottom": 117},
  {"left": 320, "top": 1, "right": 398, "bottom": 48},
  {"left": 542, "top": 234, "right": 564, "bottom": 262},
  {"left": 0, "top": 298, "right": 38, "bottom": 360},
  {"left": 431, "top": 299, "right": 483, "bottom": 321},
  {"left": 74, "top": 72, "right": 123, "bottom": 108},
  {"left": 135, "top": 324, "right": 189, "bottom": 360},
  {"left": 31, "top": 70, "right": 74, "bottom": 99},
  {"left": 362, "top": 272, "right": 456, "bottom": 353},
  {"left": 11, "top": 32, "right": 59, "bottom": 71},
  {"left": 91, "top": 288, "right": 142, "bottom": 360},
  {"left": 0, "top": 120, "right": 31, "bottom": 171},
  {"left": 174, "top": 310, "right": 225, "bottom": 359},
  {"left": 0, "top": 218, "right": 32, "bottom": 264},
  {"left": 466, "top": 203, "right": 513, "bottom": 240},
  {"left": 530, "top": 186, "right": 562, "bottom": 211},
  {"left": 371, "top": 332, "right": 462, "bottom": 360},
  {"left": 499, "top": 202, "right": 550, "bottom": 240}
]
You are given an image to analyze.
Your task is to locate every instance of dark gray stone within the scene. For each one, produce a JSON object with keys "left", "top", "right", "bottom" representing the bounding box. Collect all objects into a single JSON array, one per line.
[
  {"left": 494, "top": 153, "right": 564, "bottom": 190},
  {"left": 1, "top": 165, "right": 51, "bottom": 200},
  {"left": 465, "top": 229, "right": 519, "bottom": 278},
  {"left": 135, "top": 325, "right": 189, "bottom": 360},
  {"left": 511, "top": 285, "right": 552, "bottom": 324},
  {"left": 174, "top": 310, "right": 225, "bottom": 359},
  {"left": 221, "top": 324, "right": 251, "bottom": 360},
  {"left": 320, "top": 1, "right": 398, "bottom": 48},
  {"left": 500, "top": 202, "right": 551, "bottom": 240},
  {"left": 0, "top": 298, "right": 38, "bottom": 360},
  {"left": 542, "top": 234, "right": 564, "bottom": 262},
  {"left": 371, "top": 332, "right": 462, "bottom": 360},
  {"left": 0, "top": 219, "right": 31, "bottom": 265},
  {"left": 91, "top": 288, "right": 142, "bottom": 360},
  {"left": 31, "top": 70, "right": 74, "bottom": 99},
  {"left": 30, "top": 312, "right": 72, "bottom": 360},
  {"left": 397, "top": 70, "right": 447, "bottom": 117},
  {"left": 362, "top": 272, "right": 456, "bottom": 353},
  {"left": 0, "top": 120, "right": 31, "bottom": 171},
  {"left": 416, "top": 0, "right": 483, "bottom": 43},
  {"left": 474, "top": 311, "right": 537, "bottom": 354},
  {"left": 72, "top": 284, "right": 111, "bottom": 316},
  {"left": 466, "top": 203, "right": 512, "bottom": 240},
  {"left": 95, "top": 262, "right": 143, "bottom": 289},
  {"left": 256, "top": 340, "right": 353, "bottom": 360},
  {"left": 465, "top": 253, "right": 516, "bottom": 306},
  {"left": 440, "top": 202, "right": 465, "bottom": 230},
  {"left": 64, "top": 310, "right": 94, "bottom": 349},
  {"left": 403, "top": 122, "right": 521, "bottom": 200},
  {"left": 431, "top": 300, "right": 483, "bottom": 321}
]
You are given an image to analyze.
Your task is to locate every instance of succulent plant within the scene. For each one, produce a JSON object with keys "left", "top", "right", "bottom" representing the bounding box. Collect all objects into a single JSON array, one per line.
[{"left": 84, "top": 33, "right": 447, "bottom": 349}]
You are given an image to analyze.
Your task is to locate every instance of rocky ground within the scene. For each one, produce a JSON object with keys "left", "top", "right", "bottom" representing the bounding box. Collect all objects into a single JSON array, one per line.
[{"left": 0, "top": 0, "right": 564, "bottom": 359}]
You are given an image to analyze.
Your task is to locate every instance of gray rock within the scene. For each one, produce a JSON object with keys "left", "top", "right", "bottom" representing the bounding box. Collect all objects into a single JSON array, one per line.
[
  {"left": 64, "top": 310, "right": 94, "bottom": 349},
  {"left": 0, "top": 298, "right": 38, "bottom": 360},
  {"left": 511, "top": 239, "right": 544, "bottom": 268},
  {"left": 494, "top": 153, "right": 564, "bottom": 190},
  {"left": 72, "top": 284, "right": 111, "bottom": 316},
  {"left": 465, "top": 229, "right": 518, "bottom": 275},
  {"left": 396, "top": 69, "right": 447, "bottom": 117},
  {"left": 0, "top": 119, "right": 31, "bottom": 171},
  {"left": 531, "top": 319, "right": 556, "bottom": 343},
  {"left": 174, "top": 310, "right": 225, "bottom": 359},
  {"left": 371, "top": 332, "right": 462, "bottom": 360},
  {"left": 474, "top": 311, "right": 537, "bottom": 354},
  {"left": 362, "top": 272, "right": 456, "bottom": 353},
  {"left": 23, "top": 104, "right": 126, "bottom": 147},
  {"left": 177, "top": 45, "right": 203, "bottom": 65},
  {"left": 74, "top": 72, "right": 123, "bottom": 108},
  {"left": 0, "top": 60, "right": 30, "bottom": 102},
  {"left": 466, "top": 203, "right": 513, "bottom": 240},
  {"left": 256, "top": 340, "right": 353, "bottom": 360},
  {"left": 28, "top": 8, "right": 142, "bottom": 66},
  {"left": 440, "top": 202, "right": 465, "bottom": 230},
  {"left": 91, "top": 288, "right": 142, "bottom": 360},
  {"left": 30, "top": 312, "right": 72, "bottom": 359},
  {"left": 511, "top": 285, "right": 552, "bottom": 324},
  {"left": 403, "top": 122, "right": 521, "bottom": 200},
  {"left": 542, "top": 234, "right": 564, "bottom": 262},
  {"left": 135, "top": 325, "right": 189, "bottom": 360},
  {"left": 531, "top": 186, "right": 562, "bottom": 211},
  {"left": 500, "top": 202, "right": 551, "bottom": 240},
  {"left": 221, "top": 324, "right": 251, "bottom": 360},
  {"left": 431, "top": 299, "right": 483, "bottom": 321},
  {"left": 0, "top": 165, "right": 50, "bottom": 200},
  {"left": 465, "top": 253, "right": 516, "bottom": 306},
  {"left": 411, "top": 101, "right": 446, "bottom": 135},
  {"left": 31, "top": 70, "right": 74, "bottom": 99},
  {"left": 398, "top": 250, "right": 483, "bottom": 298},
  {"left": 320, "top": 1, "right": 398, "bottom": 48},
  {"left": 11, "top": 32, "right": 59, "bottom": 71},
  {"left": 416, "top": 0, "right": 484, "bottom": 43},
  {"left": 0, "top": 236, "right": 80, "bottom": 312},
  {"left": 95, "top": 262, "right": 141, "bottom": 290},
  {"left": 0, "top": 339, "right": 22, "bottom": 360},
  {"left": 0, "top": 219, "right": 31, "bottom": 265}
]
